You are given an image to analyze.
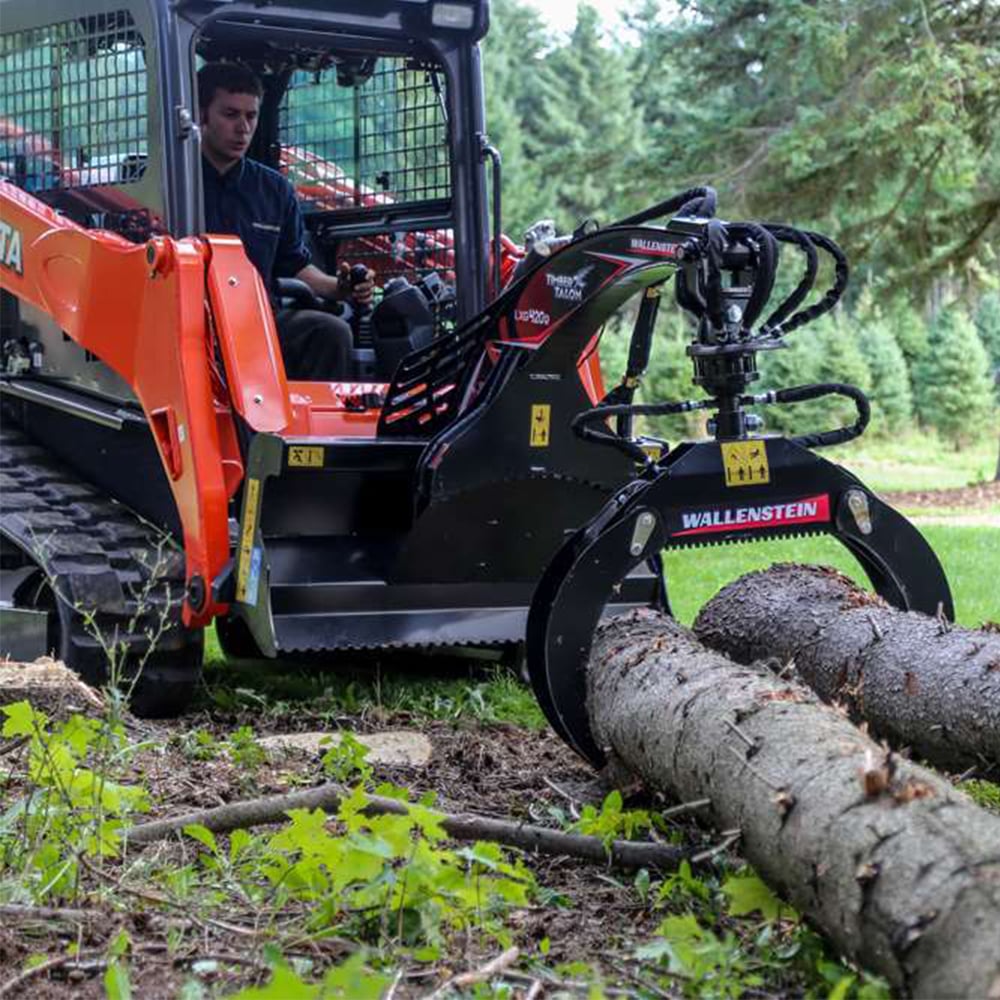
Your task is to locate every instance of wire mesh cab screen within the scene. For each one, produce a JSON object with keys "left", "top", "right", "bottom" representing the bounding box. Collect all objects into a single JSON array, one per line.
[
  {"left": 278, "top": 56, "right": 451, "bottom": 215},
  {"left": 0, "top": 12, "right": 148, "bottom": 196},
  {"left": 278, "top": 55, "right": 456, "bottom": 330}
]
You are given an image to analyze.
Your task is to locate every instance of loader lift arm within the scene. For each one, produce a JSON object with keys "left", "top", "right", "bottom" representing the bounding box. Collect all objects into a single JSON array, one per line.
[{"left": 0, "top": 180, "right": 292, "bottom": 626}]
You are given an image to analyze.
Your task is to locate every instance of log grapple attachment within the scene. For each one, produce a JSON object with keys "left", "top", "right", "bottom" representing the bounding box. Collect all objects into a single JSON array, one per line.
[{"left": 524, "top": 188, "right": 953, "bottom": 767}]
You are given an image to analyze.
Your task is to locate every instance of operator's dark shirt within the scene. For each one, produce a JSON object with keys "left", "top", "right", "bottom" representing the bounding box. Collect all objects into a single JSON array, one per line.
[{"left": 202, "top": 156, "right": 311, "bottom": 296}]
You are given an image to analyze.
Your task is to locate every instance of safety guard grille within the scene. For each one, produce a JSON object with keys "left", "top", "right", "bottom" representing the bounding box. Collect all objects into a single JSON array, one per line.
[
  {"left": 278, "top": 57, "right": 451, "bottom": 214},
  {"left": 0, "top": 12, "right": 148, "bottom": 195}
]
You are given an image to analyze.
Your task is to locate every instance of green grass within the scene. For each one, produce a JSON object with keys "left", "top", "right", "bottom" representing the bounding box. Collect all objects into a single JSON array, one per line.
[
  {"left": 200, "top": 635, "right": 547, "bottom": 729},
  {"left": 663, "top": 524, "right": 999, "bottom": 628},
  {"left": 823, "top": 432, "right": 996, "bottom": 493}
]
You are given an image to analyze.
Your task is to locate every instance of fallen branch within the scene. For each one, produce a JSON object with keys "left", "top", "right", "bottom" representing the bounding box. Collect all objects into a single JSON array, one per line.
[
  {"left": 426, "top": 946, "right": 520, "bottom": 999},
  {"left": 126, "top": 784, "right": 684, "bottom": 872},
  {"left": 0, "top": 903, "right": 98, "bottom": 924},
  {"left": 588, "top": 609, "right": 1000, "bottom": 998},
  {"left": 693, "top": 564, "right": 1000, "bottom": 768},
  {"left": 0, "top": 952, "right": 106, "bottom": 999}
]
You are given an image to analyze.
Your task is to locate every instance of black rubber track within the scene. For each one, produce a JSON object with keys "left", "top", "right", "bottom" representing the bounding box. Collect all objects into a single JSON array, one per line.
[{"left": 0, "top": 425, "right": 202, "bottom": 716}]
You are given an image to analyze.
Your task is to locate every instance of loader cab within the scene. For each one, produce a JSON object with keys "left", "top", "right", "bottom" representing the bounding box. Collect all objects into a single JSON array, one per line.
[
  {"left": 189, "top": 37, "right": 464, "bottom": 380},
  {"left": 0, "top": 0, "right": 493, "bottom": 395},
  {"left": 183, "top": 0, "right": 493, "bottom": 363}
]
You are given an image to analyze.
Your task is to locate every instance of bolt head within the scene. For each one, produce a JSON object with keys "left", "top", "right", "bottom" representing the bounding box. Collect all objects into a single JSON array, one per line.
[
  {"left": 228, "top": 276, "right": 239, "bottom": 287},
  {"left": 252, "top": 394, "right": 264, "bottom": 405}
]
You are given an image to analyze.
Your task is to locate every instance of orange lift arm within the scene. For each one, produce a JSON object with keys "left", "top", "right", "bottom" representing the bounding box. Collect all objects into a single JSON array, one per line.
[{"left": 0, "top": 181, "right": 291, "bottom": 625}]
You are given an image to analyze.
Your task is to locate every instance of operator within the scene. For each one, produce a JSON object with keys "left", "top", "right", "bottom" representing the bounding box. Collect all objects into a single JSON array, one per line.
[{"left": 198, "top": 62, "right": 374, "bottom": 380}]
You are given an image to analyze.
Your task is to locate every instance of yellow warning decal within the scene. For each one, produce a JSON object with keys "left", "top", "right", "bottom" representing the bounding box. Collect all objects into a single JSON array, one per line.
[
  {"left": 721, "top": 440, "right": 770, "bottom": 487},
  {"left": 235, "top": 477, "right": 261, "bottom": 602},
  {"left": 288, "top": 445, "right": 324, "bottom": 468},
  {"left": 530, "top": 404, "right": 551, "bottom": 447}
]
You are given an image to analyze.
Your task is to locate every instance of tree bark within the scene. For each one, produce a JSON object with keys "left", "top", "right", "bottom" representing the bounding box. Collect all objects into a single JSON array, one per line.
[
  {"left": 692, "top": 564, "right": 1000, "bottom": 769},
  {"left": 588, "top": 610, "right": 1000, "bottom": 999}
]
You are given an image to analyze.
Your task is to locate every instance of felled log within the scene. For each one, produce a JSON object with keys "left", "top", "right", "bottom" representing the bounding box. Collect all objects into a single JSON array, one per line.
[
  {"left": 589, "top": 610, "right": 1000, "bottom": 998},
  {"left": 693, "top": 564, "right": 1000, "bottom": 769}
]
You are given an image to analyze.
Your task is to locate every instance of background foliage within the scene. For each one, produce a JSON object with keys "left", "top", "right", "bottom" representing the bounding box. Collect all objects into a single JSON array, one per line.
[{"left": 484, "top": 0, "right": 1000, "bottom": 459}]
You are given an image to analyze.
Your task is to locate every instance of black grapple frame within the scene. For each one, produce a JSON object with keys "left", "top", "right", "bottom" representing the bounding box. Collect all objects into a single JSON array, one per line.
[{"left": 522, "top": 187, "right": 952, "bottom": 766}]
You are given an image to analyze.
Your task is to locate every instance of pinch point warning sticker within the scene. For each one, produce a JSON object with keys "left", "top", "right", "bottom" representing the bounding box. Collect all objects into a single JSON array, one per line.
[
  {"left": 530, "top": 404, "right": 551, "bottom": 447},
  {"left": 721, "top": 440, "right": 770, "bottom": 487}
]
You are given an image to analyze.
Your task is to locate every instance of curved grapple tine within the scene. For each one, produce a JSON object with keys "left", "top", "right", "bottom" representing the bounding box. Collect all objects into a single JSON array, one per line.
[
  {"left": 526, "top": 498, "right": 664, "bottom": 768},
  {"left": 526, "top": 438, "right": 954, "bottom": 765}
]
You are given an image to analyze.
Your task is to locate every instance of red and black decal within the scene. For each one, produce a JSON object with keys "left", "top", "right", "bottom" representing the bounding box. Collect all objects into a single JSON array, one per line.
[{"left": 668, "top": 494, "right": 832, "bottom": 538}]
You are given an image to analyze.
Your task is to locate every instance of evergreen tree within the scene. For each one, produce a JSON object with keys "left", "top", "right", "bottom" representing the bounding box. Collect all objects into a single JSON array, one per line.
[
  {"left": 812, "top": 314, "right": 873, "bottom": 431},
  {"left": 854, "top": 290, "right": 914, "bottom": 435},
  {"left": 757, "top": 330, "right": 823, "bottom": 435},
  {"left": 481, "top": 0, "right": 554, "bottom": 234},
  {"left": 519, "top": 4, "right": 648, "bottom": 230},
  {"left": 916, "top": 305, "right": 996, "bottom": 448},
  {"left": 885, "top": 298, "right": 930, "bottom": 370},
  {"left": 857, "top": 315, "right": 914, "bottom": 436},
  {"left": 625, "top": 0, "right": 1000, "bottom": 293},
  {"left": 974, "top": 292, "right": 1000, "bottom": 383}
]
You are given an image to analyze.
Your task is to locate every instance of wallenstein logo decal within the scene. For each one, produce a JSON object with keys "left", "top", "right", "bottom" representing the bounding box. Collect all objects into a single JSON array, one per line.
[
  {"left": 629, "top": 237, "right": 680, "bottom": 258},
  {"left": 0, "top": 221, "right": 24, "bottom": 275},
  {"left": 671, "top": 494, "right": 831, "bottom": 537}
]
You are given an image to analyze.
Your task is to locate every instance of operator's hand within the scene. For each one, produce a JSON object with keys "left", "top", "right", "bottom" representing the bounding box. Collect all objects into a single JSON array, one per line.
[{"left": 337, "top": 262, "right": 376, "bottom": 306}]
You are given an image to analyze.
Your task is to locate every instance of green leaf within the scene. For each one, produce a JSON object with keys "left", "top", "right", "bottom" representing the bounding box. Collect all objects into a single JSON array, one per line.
[
  {"left": 411, "top": 946, "right": 441, "bottom": 963},
  {"left": 721, "top": 873, "right": 792, "bottom": 921},
  {"left": 828, "top": 975, "right": 856, "bottom": 1000},
  {"left": 634, "top": 938, "right": 673, "bottom": 961},
  {"left": 230, "top": 827, "right": 253, "bottom": 861},
  {"left": 320, "top": 954, "right": 392, "bottom": 999},
  {"left": 184, "top": 824, "right": 219, "bottom": 855},
  {"left": 656, "top": 913, "right": 705, "bottom": 944},
  {"left": 226, "top": 963, "right": 318, "bottom": 1000},
  {"left": 108, "top": 929, "right": 131, "bottom": 959},
  {"left": 857, "top": 976, "right": 893, "bottom": 1000},
  {"left": 104, "top": 960, "right": 132, "bottom": 1000},
  {"left": 2, "top": 700, "right": 42, "bottom": 737}
]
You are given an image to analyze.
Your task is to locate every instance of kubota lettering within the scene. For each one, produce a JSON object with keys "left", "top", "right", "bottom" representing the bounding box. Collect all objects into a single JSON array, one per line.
[{"left": 0, "top": 221, "right": 23, "bottom": 275}]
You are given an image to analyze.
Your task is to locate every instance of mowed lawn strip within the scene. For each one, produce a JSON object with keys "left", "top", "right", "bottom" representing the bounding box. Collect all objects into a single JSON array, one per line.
[{"left": 662, "top": 524, "right": 999, "bottom": 628}]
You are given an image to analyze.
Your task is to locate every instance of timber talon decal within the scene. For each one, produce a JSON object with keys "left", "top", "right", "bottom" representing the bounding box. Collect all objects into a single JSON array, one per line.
[{"left": 545, "top": 264, "right": 595, "bottom": 303}]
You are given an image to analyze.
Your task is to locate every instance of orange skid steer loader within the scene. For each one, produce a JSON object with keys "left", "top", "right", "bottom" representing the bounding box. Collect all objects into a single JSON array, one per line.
[{"left": 0, "top": 0, "right": 662, "bottom": 712}]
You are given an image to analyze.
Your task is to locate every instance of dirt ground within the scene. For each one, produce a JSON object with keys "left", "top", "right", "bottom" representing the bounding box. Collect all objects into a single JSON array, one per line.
[
  {"left": 883, "top": 479, "right": 1000, "bottom": 510},
  {"left": 4, "top": 479, "right": 996, "bottom": 996},
  {"left": 0, "top": 687, "right": 730, "bottom": 998}
]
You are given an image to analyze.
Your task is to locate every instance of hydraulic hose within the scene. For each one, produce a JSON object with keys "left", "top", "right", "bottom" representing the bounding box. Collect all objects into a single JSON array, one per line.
[
  {"left": 760, "top": 225, "right": 818, "bottom": 335},
  {"left": 767, "top": 381, "right": 871, "bottom": 448},
  {"left": 614, "top": 186, "right": 718, "bottom": 227}
]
